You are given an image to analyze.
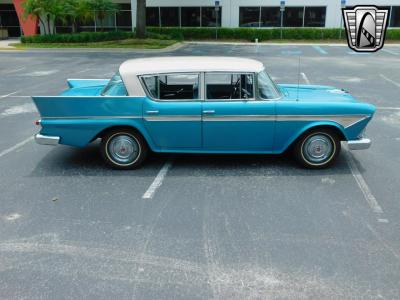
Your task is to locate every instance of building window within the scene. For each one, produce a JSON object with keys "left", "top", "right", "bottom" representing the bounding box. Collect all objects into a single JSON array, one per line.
[
  {"left": 116, "top": 4, "right": 132, "bottom": 30},
  {"left": 239, "top": 7, "right": 260, "bottom": 27},
  {"left": 78, "top": 15, "right": 95, "bottom": 32},
  {"left": 390, "top": 6, "right": 400, "bottom": 27},
  {"left": 304, "top": 7, "right": 326, "bottom": 27},
  {"left": 0, "top": 4, "right": 21, "bottom": 37},
  {"left": 181, "top": 7, "right": 200, "bottom": 27},
  {"left": 261, "top": 7, "right": 281, "bottom": 27},
  {"left": 284, "top": 7, "right": 304, "bottom": 27},
  {"left": 95, "top": 11, "right": 116, "bottom": 31},
  {"left": 146, "top": 7, "right": 159, "bottom": 26},
  {"left": 201, "top": 7, "right": 221, "bottom": 27},
  {"left": 160, "top": 7, "right": 179, "bottom": 27}
]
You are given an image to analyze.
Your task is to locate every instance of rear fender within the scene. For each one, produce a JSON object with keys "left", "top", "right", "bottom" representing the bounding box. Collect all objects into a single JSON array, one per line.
[{"left": 40, "top": 118, "right": 157, "bottom": 149}]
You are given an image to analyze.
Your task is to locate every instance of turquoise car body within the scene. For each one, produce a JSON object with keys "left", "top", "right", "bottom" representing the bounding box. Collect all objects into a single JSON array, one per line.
[{"left": 32, "top": 79, "right": 375, "bottom": 154}]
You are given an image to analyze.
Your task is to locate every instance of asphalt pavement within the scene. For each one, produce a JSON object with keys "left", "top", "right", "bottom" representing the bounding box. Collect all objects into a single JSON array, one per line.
[{"left": 0, "top": 43, "right": 400, "bottom": 299}]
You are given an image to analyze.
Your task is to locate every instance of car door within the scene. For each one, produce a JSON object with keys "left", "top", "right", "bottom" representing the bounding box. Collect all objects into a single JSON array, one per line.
[
  {"left": 202, "top": 73, "right": 275, "bottom": 151},
  {"left": 141, "top": 73, "right": 202, "bottom": 149}
]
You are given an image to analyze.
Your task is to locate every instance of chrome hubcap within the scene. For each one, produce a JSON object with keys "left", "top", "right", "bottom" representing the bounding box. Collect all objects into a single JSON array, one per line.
[
  {"left": 302, "top": 134, "right": 333, "bottom": 164},
  {"left": 108, "top": 134, "right": 139, "bottom": 165}
]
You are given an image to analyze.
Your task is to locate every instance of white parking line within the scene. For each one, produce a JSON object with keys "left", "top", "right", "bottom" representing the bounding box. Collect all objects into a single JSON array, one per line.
[
  {"left": 0, "top": 136, "right": 34, "bottom": 159},
  {"left": 142, "top": 159, "right": 173, "bottom": 199},
  {"left": 312, "top": 45, "right": 328, "bottom": 55},
  {"left": 377, "top": 107, "right": 400, "bottom": 111},
  {"left": 0, "top": 91, "right": 19, "bottom": 99},
  {"left": 380, "top": 74, "right": 400, "bottom": 88},
  {"left": 1, "top": 67, "right": 25, "bottom": 74},
  {"left": 2, "top": 95, "right": 30, "bottom": 98},
  {"left": 344, "top": 150, "right": 383, "bottom": 214},
  {"left": 382, "top": 49, "right": 399, "bottom": 56},
  {"left": 301, "top": 72, "right": 310, "bottom": 85}
]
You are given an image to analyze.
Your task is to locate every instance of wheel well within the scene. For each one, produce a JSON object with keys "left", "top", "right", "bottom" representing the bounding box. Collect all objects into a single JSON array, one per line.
[
  {"left": 299, "top": 125, "right": 346, "bottom": 141},
  {"left": 91, "top": 126, "right": 145, "bottom": 142},
  {"left": 286, "top": 125, "right": 346, "bottom": 152}
]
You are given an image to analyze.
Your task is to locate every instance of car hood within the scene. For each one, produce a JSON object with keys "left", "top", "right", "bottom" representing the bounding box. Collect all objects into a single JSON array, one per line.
[{"left": 278, "top": 84, "right": 358, "bottom": 103}]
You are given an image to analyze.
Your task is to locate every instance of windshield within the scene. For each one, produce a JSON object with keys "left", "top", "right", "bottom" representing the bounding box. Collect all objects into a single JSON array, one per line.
[
  {"left": 258, "top": 70, "right": 281, "bottom": 99},
  {"left": 101, "top": 72, "right": 128, "bottom": 96}
]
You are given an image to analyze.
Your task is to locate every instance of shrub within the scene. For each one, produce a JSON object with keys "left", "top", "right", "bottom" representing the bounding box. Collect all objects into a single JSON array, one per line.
[
  {"left": 21, "top": 27, "right": 400, "bottom": 43},
  {"left": 21, "top": 31, "right": 134, "bottom": 43},
  {"left": 147, "top": 27, "right": 400, "bottom": 41}
]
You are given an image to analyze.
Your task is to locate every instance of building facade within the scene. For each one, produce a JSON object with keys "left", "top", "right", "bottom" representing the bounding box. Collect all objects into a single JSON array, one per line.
[{"left": 1, "top": 0, "right": 400, "bottom": 37}]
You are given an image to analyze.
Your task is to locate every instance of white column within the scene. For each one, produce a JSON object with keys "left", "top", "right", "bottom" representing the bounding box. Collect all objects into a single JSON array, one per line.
[{"left": 131, "top": 0, "right": 136, "bottom": 30}]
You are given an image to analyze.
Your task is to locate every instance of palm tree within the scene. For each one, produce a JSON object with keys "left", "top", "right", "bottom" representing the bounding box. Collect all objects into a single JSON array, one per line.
[
  {"left": 22, "top": 0, "right": 51, "bottom": 35},
  {"left": 87, "top": 0, "right": 118, "bottom": 31},
  {"left": 62, "top": 0, "right": 92, "bottom": 33},
  {"left": 136, "top": 0, "right": 146, "bottom": 38},
  {"left": 22, "top": 0, "right": 64, "bottom": 34}
]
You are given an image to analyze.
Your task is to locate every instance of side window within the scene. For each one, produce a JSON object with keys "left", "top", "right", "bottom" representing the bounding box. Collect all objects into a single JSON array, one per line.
[
  {"left": 206, "top": 73, "right": 254, "bottom": 100},
  {"left": 142, "top": 73, "right": 199, "bottom": 100}
]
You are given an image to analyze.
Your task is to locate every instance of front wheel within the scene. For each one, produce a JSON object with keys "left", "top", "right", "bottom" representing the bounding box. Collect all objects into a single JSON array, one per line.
[
  {"left": 294, "top": 129, "right": 341, "bottom": 169},
  {"left": 101, "top": 128, "right": 148, "bottom": 170}
]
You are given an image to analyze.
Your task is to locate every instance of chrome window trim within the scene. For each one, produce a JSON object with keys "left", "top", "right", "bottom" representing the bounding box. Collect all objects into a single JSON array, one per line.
[
  {"left": 256, "top": 69, "right": 283, "bottom": 101},
  {"left": 204, "top": 72, "right": 256, "bottom": 101},
  {"left": 139, "top": 72, "right": 202, "bottom": 102}
]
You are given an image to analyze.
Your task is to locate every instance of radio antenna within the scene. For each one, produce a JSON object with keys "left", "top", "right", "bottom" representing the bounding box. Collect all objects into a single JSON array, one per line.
[{"left": 296, "top": 56, "right": 300, "bottom": 102}]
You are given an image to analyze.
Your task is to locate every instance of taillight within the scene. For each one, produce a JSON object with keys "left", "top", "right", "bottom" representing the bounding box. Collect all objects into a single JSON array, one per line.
[{"left": 35, "top": 119, "right": 41, "bottom": 126}]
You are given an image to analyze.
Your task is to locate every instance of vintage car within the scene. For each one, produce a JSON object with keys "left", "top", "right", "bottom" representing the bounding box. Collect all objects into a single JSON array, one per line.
[{"left": 32, "top": 57, "right": 375, "bottom": 169}]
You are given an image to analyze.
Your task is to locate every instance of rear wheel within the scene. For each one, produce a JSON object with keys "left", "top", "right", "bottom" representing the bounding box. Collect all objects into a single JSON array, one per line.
[
  {"left": 294, "top": 129, "right": 341, "bottom": 169},
  {"left": 101, "top": 128, "right": 148, "bottom": 169}
]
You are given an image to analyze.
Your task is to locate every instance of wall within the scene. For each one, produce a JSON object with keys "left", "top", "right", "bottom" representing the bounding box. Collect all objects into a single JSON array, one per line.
[{"left": 131, "top": 0, "right": 400, "bottom": 28}]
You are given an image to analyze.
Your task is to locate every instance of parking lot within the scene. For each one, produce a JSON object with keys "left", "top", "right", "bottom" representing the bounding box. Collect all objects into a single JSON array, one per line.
[{"left": 1, "top": 43, "right": 400, "bottom": 299}]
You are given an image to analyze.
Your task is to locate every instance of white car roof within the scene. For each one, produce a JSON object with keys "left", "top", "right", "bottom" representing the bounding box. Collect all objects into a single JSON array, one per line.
[{"left": 119, "top": 56, "right": 265, "bottom": 76}]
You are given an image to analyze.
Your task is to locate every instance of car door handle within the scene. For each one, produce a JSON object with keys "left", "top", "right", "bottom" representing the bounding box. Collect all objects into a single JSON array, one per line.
[
  {"left": 145, "top": 110, "right": 159, "bottom": 115},
  {"left": 202, "top": 110, "right": 215, "bottom": 114}
]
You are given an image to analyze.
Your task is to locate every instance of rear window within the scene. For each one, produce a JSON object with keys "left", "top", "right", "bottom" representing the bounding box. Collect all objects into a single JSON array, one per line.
[{"left": 101, "top": 72, "right": 128, "bottom": 96}]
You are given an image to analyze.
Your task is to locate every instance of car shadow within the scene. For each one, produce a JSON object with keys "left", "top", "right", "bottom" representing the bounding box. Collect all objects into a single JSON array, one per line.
[{"left": 30, "top": 142, "right": 354, "bottom": 178}]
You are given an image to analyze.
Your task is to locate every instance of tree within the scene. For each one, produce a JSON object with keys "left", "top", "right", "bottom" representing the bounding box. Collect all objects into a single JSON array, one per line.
[
  {"left": 136, "top": 0, "right": 146, "bottom": 38},
  {"left": 87, "top": 0, "right": 118, "bottom": 31},
  {"left": 22, "top": 0, "right": 64, "bottom": 35},
  {"left": 62, "top": 0, "right": 92, "bottom": 33}
]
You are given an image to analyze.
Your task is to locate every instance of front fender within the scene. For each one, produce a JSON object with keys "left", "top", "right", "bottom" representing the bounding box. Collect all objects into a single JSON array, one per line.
[{"left": 274, "top": 120, "right": 346, "bottom": 153}]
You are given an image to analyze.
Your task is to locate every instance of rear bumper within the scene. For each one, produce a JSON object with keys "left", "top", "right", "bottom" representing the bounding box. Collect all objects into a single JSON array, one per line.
[
  {"left": 347, "top": 138, "right": 371, "bottom": 150},
  {"left": 35, "top": 134, "right": 60, "bottom": 146}
]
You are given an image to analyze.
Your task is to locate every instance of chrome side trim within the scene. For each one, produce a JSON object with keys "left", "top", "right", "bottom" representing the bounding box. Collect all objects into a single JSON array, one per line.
[
  {"left": 203, "top": 115, "right": 275, "bottom": 121},
  {"left": 144, "top": 115, "right": 201, "bottom": 122},
  {"left": 276, "top": 114, "right": 369, "bottom": 128},
  {"left": 347, "top": 138, "right": 371, "bottom": 150},
  {"left": 42, "top": 116, "right": 141, "bottom": 120},
  {"left": 40, "top": 114, "right": 370, "bottom": 128},
  {"left": 203, "top": 114, "right": 369, "bottom": 127},
  {"left": 35, "top": 134, "right": 60, "bottom": 145}
]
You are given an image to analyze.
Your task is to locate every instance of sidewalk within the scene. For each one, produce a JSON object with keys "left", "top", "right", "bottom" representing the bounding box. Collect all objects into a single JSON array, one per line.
[{"left": 0, "top": 38, "right": 21, "bottom": 50}]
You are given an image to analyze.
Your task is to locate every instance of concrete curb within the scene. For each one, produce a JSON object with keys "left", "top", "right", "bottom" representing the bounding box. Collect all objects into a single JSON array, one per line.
[
  {"left": 0, "top": 42, "right": 185, "bottom": 53},
  {"left": 185, "top": 41, "right": 400, "bottom": 47}
]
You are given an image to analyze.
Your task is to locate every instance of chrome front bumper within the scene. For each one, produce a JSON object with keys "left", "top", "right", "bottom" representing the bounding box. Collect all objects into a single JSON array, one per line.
[
  {"left": 35, "top": 134, "right": 60, "bottom": 146},
  {"left": 347, "top": 138, "right": 371, "bottom": 150}
]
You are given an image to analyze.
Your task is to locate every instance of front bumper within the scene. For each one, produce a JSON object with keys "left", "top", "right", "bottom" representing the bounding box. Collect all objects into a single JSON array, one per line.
[
  {"left": 347, "top": 138, "right": 371, "bottom": 150},
  {"left": 35, "top": 134, "right": 60, "bottom": 146}
]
